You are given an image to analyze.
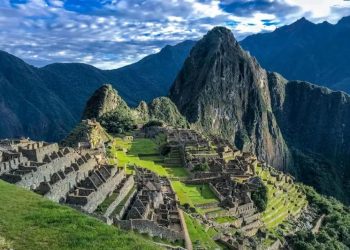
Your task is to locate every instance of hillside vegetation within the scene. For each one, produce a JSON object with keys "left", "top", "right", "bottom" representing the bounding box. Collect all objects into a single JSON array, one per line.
[{"left": 0, "top": 180, "right": 160, "bottom": 250}]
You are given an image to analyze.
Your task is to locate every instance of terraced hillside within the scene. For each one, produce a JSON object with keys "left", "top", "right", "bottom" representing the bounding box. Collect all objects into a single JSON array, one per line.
[
  {"left": 255, "top": 165, "right": 308, "bottom": 230},
  {"left": 0, "top": 180, "right": 160, "bottom": 250}
]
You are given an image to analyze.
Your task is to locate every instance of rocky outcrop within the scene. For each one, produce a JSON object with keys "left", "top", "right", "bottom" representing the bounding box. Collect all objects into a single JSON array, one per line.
[
  {"left": 170, "top": 27, "right": 291, "bottom": 169},
  {"left": 82, "top": 84, "right": 129, "bottom": 120},
  {"left": 170, "top": 27, "right": 350, "bottom": 203}
]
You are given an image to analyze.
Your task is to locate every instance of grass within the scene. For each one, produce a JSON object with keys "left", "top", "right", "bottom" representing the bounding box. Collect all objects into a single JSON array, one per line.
[
  {"left": 111, "top": 137, "right": 188, "bottom": 177},
  {"left": 184, "top": 213, "right": 221, "bottom": 249},
  {"left": 214, "top": 216, "right": 237, "bottom": 224},
  {"left": 95, "top": 192, "right": 118, "bottom": 215},
  {"left": 0, "top": 180, "right": 159, "bottom": 250},
  {"left": 111, "top": 186, "right": 137, "bottom": 217},
  {"left": 171, "top": 181, "right": 218, "bottom": 207},
  {"left": 255, "top": 165, "right": 307, "bottom": 230}
]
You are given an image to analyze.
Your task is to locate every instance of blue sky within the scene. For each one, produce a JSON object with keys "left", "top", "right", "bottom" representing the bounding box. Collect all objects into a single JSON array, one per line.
[{"left": 1, "top": 0, "right": 350, "bottom": 69}]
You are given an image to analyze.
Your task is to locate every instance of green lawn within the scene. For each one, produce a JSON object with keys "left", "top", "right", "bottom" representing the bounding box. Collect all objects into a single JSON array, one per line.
[
  {"left": 171, "top": 181, "right": 218, "bottom": 207},
  {"left": 111, "top": 137, "right": 188, "bottom": 178},
  {"left": 184, "top": 213, "right": 221, "bottom": 249},
  {"left": 0, "top": 180, "right": 159, "bottom": 250}
]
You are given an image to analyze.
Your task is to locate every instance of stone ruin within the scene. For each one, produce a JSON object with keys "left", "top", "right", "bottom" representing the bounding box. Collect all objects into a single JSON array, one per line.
[
  {"left": 161, "top": 129, "right": 264, "bottom": 236},
  {"left": 115, "top": 167, "right": 186, "bottom": 243},
  {"left": 0, "top": 139, "right": 142, "bottom": 220}
]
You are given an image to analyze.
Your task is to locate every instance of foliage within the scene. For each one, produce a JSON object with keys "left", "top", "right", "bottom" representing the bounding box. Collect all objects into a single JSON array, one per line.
[
  {"left": 288, "top": 185, "right": 350, "bottom": 249},
  {"left": 143, "top": 120, "right": 164, "bottom": 128},
  {"left": 183, "top": 213, "right": 220, "bottom": 249},
  {"left": 192, "top": 162, "right": 209, "bottom": 172},
  {"left": 148, "top": 97, "right": 188, "bottom": 128},
  {"left": 99, "top": 108, "right": 136, "bottom": 134},
  {"left": 251, "top": 182, "right": 268, "bottom": 212}
]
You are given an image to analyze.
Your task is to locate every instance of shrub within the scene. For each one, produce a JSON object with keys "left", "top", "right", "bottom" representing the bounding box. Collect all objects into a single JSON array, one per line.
[
  {"left": 251, "top": 183, "right": 268, "bottom": 212},
  {"left": 143, "top": 120, "right": 164, "bottom": 128}
]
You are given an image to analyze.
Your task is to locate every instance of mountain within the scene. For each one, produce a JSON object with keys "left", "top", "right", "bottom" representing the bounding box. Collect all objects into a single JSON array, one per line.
[
  {"left": 169, "top": 27, "right": 350, "bottom": 204},
  {"left": 170, "top": 27, "right": 290, "bottom": 169},
  {"left": 240, "top": 16, "right": 350, "bottom": 93},
  {"left": 81, "top": 84, "right": 187, "bottom": 131},
  {"left": 82, "top": 84, "right": 129, "bottom": 120},
  {"left": 0, "top": 40, "right": 195, "bottom": 141},
  {"left": 0, "top": 50, "right": 76, "bottom": 141}
]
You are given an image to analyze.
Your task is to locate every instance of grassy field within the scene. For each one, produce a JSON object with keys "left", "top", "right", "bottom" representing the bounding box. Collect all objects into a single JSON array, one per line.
[
  {"left": 171, "top": 181, "right": 218, "bottom": 207},
  {"left": 184, "top": 213, "right": 221, "bottom": 249},
  {"left": 110, "top": 137, "right": 188, "bottom": 177},
  {"left": 0, "top": 180, "right": 159, "bottom": 250}
]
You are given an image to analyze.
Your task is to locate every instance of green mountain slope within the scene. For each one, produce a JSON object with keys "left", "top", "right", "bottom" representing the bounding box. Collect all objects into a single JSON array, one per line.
[{"left": 0, "top": 180, "right": 159, "bottom": 250}]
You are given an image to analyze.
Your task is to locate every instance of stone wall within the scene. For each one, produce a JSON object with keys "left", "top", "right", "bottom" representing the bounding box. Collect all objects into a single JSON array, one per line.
[
  {"left": 16, "top": 150, "right": 78, "bottom": 189},
  {"left": 117, "top": 219, "right": 184, "bottom": 242},
  {"left": 0, "top": 155, "right": 28, "bottom": 175},
  {"left": 20, "top": 143, "right": 59, "bottom": 162},
  {"left": 44, "top": 157, "right": 97, "bottom": 202},
  {"left": 237, "top": 202, "right": 255, "bottom": 216},
  {"left": 115, "top": 188, "right": 137, "bottom": 220},
  {"left": 208, "top": 183, "right": 225, "bottom": 201},
  {"left": 103, "top": 175, "right": 135, "bottom": 218},
  {"left": 82, "top": 169, "right": 125, "bottom": 213}
]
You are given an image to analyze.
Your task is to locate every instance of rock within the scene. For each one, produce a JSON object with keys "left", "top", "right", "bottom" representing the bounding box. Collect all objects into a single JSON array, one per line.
[{"left": 170, "top": 27, "right": 291, "bottom": 169}]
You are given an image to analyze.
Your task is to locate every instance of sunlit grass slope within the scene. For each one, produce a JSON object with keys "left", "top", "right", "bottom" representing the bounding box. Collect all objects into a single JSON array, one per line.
[{"left": 0, "top": 180, "right": 160, "bottom": 250}]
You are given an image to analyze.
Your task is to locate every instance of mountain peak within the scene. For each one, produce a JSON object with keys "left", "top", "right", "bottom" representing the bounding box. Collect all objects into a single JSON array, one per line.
[
  {"left": 337, "top": 15, "right": 350, "bottom": 26},
  {"left": 287, "top": 17, "right": 315, "bottom": 29},
  {"left": 205, "top": 26, "right": 238, "bottom": 44},
  {"left": 82, "top": 84, "right": 128, "bottom": 120}
]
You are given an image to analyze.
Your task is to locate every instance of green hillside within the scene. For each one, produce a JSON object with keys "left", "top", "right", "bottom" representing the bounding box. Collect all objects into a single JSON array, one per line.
[{"left": 0, "top": 180, "right": 160, "bottom": 250}]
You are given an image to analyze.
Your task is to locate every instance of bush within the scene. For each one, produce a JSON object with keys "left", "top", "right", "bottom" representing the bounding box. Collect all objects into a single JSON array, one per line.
[
  {"left": 192, "top": 162, "right": 209, "bottom": 172},
  {"left": 99, "top": 109, "right": 136, "bottom": 134},
  {"left": 143, "top": 120, "right": 164, "bottom": 128},
  {"left": 251, "top": 183, "right": 268, "bottom": 212}
]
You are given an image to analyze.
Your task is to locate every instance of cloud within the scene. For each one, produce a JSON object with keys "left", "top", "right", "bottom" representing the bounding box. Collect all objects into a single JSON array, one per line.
[{"left": 0, "top": 0, "right": 349, "bottom": 69}]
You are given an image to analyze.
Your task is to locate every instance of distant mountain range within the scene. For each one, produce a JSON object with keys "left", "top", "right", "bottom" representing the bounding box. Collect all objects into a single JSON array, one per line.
[
  {"left": 241, "top": 16, "right": 350, "bottom": 93},
  {"left": 0, "top": 40, "right": 195, "bottom": 141},
  {"left": 2, "top": 15, "right": 350, "bottom": 142}
]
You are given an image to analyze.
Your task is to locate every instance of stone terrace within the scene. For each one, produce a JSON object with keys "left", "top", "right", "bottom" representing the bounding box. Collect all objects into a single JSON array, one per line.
[{"left": 115, "top": 167, "right": 186, "bottom": 242}]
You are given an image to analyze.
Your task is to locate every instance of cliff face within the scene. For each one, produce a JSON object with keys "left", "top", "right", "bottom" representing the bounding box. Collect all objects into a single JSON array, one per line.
[
  {"left": 82, "top": 84, "right": 129, "bottom": 120},
  {"left": 269, "top": 75, "right": 350, "bottom": 202},
  {"left": 170, "top": 27, "right": 290, "bottom": 168},
  {"left": 170, "top": 27, "right": 350, "bottom": 203}
]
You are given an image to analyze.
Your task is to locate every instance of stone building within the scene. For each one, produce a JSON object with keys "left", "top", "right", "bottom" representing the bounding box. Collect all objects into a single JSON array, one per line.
[{"left": 115, "top": 167, "right": 186, "bottom": 243}]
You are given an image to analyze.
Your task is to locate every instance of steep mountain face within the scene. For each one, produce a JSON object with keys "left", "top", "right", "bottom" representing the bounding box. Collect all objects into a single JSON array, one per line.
[
  {"left": 0, "top": 40, "right": 195, "bottom": 141},
  {"left": 269, "top": 75, "right": 350, "bottom": 202},
  {"left": 170, "top": 27, "right": 291, "bottom": 168},
  {"left": 0, "top": 51, "right": 75, "bottom": 141},
  {"left": 82, "top": 84, "right": 128, "bottom": 120},
  {"left": 170, "top": 27, "right": 350, "bottom": 203},
  {"left": 241, "top": 16, "right": 350, "bottom": 93}
]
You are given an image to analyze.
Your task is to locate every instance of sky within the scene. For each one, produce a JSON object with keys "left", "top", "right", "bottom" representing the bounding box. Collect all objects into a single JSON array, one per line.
[{"left": 1, "top": 0, "right": 350, "bottom": 69}]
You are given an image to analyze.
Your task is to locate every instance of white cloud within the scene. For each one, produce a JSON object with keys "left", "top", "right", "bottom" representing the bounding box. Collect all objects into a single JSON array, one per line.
[{"left": 0, "top": 0, "right": 349, "bottom": 69}]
